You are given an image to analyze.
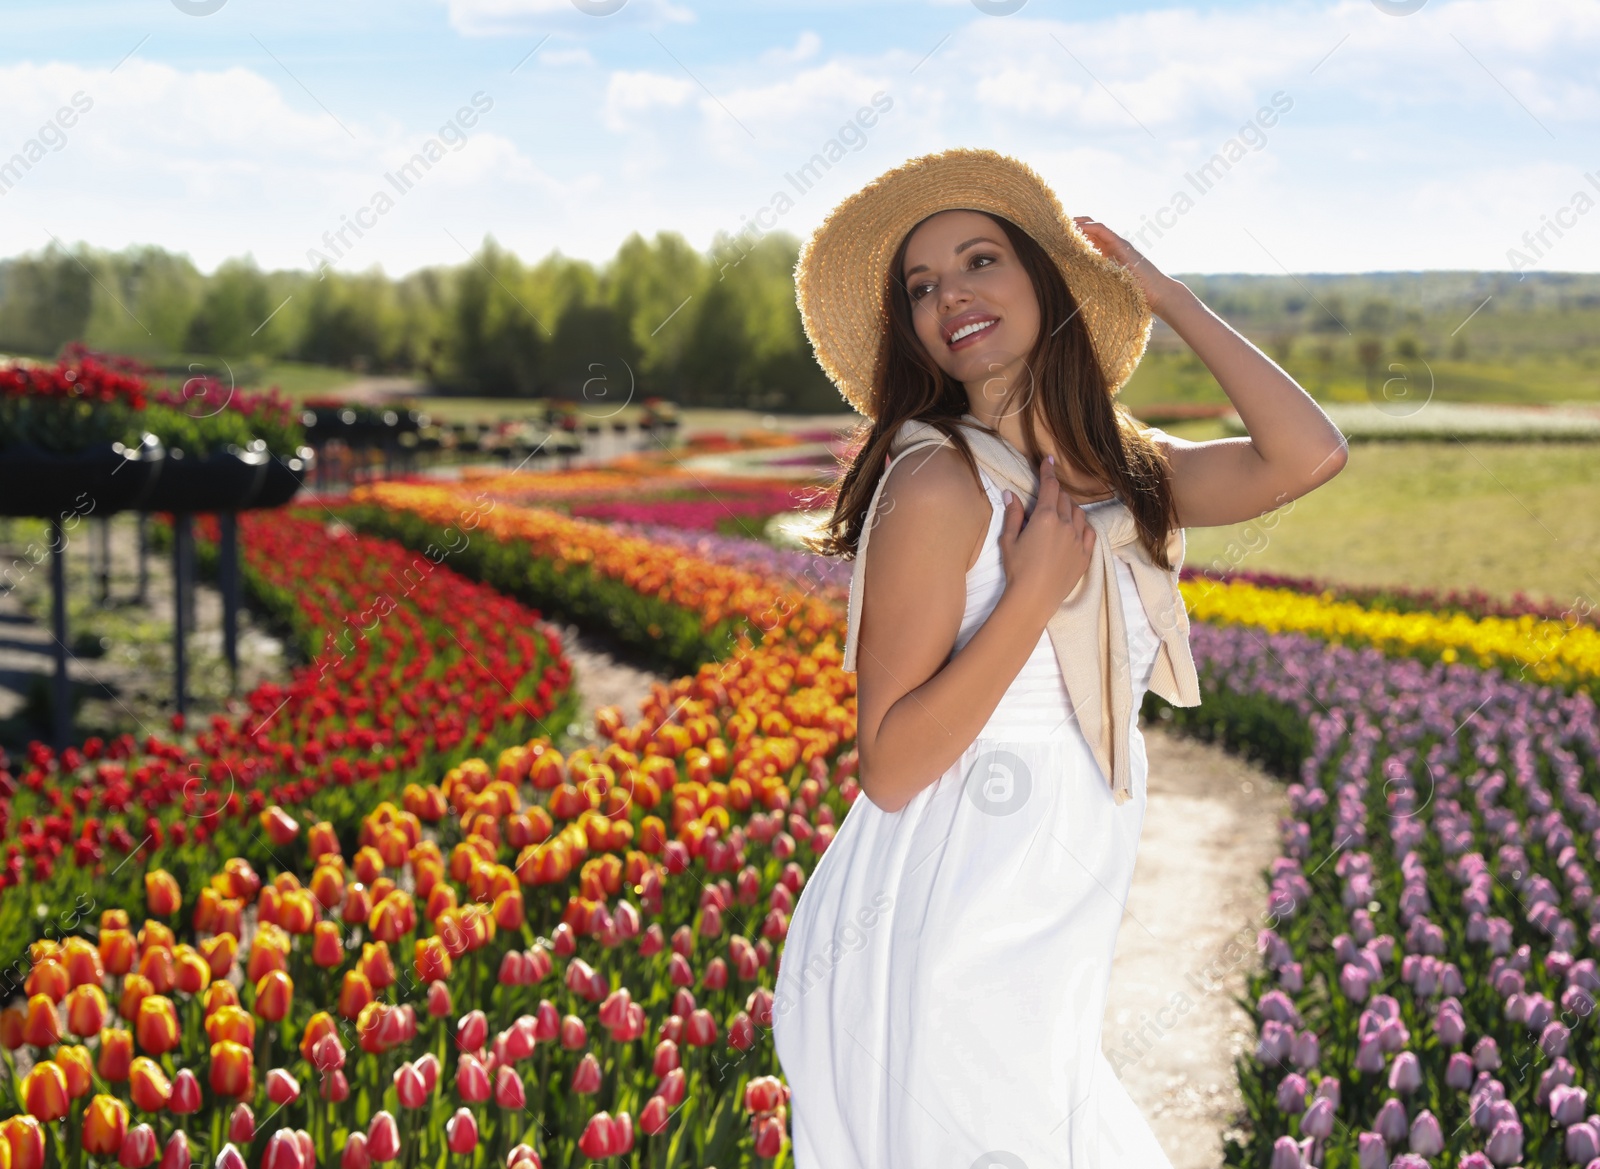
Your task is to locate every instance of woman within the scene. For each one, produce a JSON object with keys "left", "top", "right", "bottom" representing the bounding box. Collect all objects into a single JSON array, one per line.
[{"left": 770, "top": 148, "right": 1348, "bottom": 1167}]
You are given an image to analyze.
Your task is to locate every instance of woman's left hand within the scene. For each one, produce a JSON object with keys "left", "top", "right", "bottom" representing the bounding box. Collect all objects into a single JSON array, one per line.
[{"left": 1071, "top": 216, "right": 1184, "bottom": 318}]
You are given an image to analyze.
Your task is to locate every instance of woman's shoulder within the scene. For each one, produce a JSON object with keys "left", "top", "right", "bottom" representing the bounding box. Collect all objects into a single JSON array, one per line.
[{"left": 879, "top": 440, "right": 992, "bottom": 514}]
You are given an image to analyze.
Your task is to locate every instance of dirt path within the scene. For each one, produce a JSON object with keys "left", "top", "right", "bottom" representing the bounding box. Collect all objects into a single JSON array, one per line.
[{"left": 1105, "top": 727, "right": 1287, "bottom": 1168}]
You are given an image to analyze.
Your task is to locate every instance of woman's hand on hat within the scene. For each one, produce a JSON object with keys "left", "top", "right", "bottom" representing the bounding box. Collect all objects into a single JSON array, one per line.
[
  {"left": 1072, "top": 215, "right": 1182, "bottom": 317},
  {"left": 996, "top": 455, "right": 1096, "bottom": 627}
]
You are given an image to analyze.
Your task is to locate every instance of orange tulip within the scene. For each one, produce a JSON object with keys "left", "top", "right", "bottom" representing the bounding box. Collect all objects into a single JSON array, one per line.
[
  {"left": 145, "top": 870, "right": 182, "bottom": 917},
  {"left": 135, "top": 995, "right": 180, "bottom": 1056},
  {"left": 311, "top": 921, "right": 344, "bottom": 968},
  {"left": 61, "top": 937, "right": 103, "bottom": 988},
  {"left": 21, "top": 993, "right": 60, "bottom": 1048},
  {"left": 97, "top": 1026, "right": 133, "bottom": 1081},
  {"left": 414, "top": 936, "right": 452, "bottom": 983},
  {"left": 119, "top": 974, "right": 155, "bottom": 1025},
  {"left": 338, "top": 971, "right": 374, "bottom": 1020},
  {"left": 24, "top": 958, "right": 69, "bottom": 1003},
  {"left": 138, "top": 944, "right": 177, "bottom": 993},
  {"left": 0, "top": 1006, "right": 25, "bottom": 1049},
  {"left": 359, "top": 941, "right": 396, "bottom": 990},
  {"left": 3, "top": 1115, "right": 44, "bottom": 1169},
  {"left": 209, "top": 1039, "right": 254, "bottom": 1098},
  {"left": 199, "top": 933, "right": 238, "bottom": 979},
  {"left": 54, "top": 1043, "right": 94, "bottom": 1098},
  {"left": 278, "top": 889, "right": 317, "bottom": 935},
  {"left": 204, "top": 1005, "right": 256, "bottom": 1048},
  {"left": 137, "top": 920, "right": 174, "bottom": 951},
  {"left": 174, "top": 945, "right": 212, "bottom": 995},
  {"left": 300, "top": 1011, "right": 338, "bottom": 1062},
  {"left": 83, "top": 1093, "right": 130, "bottom": 1155},
  {"left": 308, "top": 820, "right": 340, "bottom": 861},
  {"left": 369, "top": 892, "right": 413, "bottom": 944},
  {"left": 254, "top": 970, "right": 293, "bottom": 1023},
  {"left": 261, "top": 805, "right": 300, "bottom": 845},
  {"left": 64, "top": 984, "right": 109, "bottom": 1037},
  {"left": 20, "top": 1061, "right": 69, "bottom": 1122},
  {"left": 494, "top": 888, "right": 525, "bottom": 930},
  {"left": 342, "top": 882, "right": 374, "bottom": 926},
  {"left": 223, "top": 856, "right": 262, "bottom": 901},
  {"left": 310, "top": 864, "right": 345, "bottom": 910},
  {"left": 203, "top": 980, "right": 241, "bottom": 1016},
  {"left": 130, "top": 1056, "right": 173, "bottom": 1112},
  {"left": 99, "top": 928, "right": 138, "bottom": 975}
]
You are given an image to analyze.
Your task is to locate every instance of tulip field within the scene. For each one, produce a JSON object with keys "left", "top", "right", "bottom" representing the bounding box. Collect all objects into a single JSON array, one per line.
[{"left": 0, "top": 445, "right": 1597, "bottom": 1169}]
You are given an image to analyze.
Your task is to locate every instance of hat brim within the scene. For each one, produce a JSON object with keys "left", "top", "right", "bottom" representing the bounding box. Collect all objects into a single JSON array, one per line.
[{"left": 794, "top": 147, "right": 1153, "bottom": 420}]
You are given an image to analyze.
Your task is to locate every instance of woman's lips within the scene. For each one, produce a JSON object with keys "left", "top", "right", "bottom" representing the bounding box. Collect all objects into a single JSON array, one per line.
[{"left": 947, "top": 318, "right": 999, "bottom": 350}]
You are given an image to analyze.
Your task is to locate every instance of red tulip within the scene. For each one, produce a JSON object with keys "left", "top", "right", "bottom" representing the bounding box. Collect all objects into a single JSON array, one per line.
[
  {"left": 427, "top": 981, "right": 452, "bottom": 1018},
  {"left": 254, "top": 970, "right": 294, "bottom": 1023},
  {"left": 215, "top": 1145, "right": 247, "bottom": 1169},
  {"left": 312, "top": 922, "right": 344, "bottom": 969},
  {"left": 745, "top": 1075, "right": 788, "bottom": 1114},
  {"left": 446, "top": 1108, "right": 479, "bottom": 1154},
  {"left": 263, "top": 1130, "right": 304, "bottom": 1169},
  {"left": 320, "top": 1070, "right": 350, "bottom": 1103},
  {"left": 5, "top": 1116, "right": 46, "bottom": 1169},
  {"left": 571, "top": 1051, "right": 603, "bottom": 1094},
  {"left": 456, "top": 1053, "right": 490, "bottom": 1103},
  {"left": 683, "top": 1008, "right": 717, "bottom": 1047},
  {"left": 119, "top": 1124, "right": 159, "bottom": 1169},
  {"left": 170, "top": 1069, "right": 202, "bottom": 1114},
  {"left": 160, "top": 1131, "right": 190, "bottom": 1169},
  {"left": 228, "top": 1102, "right": 255, "bottom": 1143},
  {"left": 456, "top": 1010, "right": 487, "bottom": 1052},
  {"left": 640, "top": 1094, "right": 672, "bottom": 1135},
  {"left": 261, "top": 806, "right": 300, "bottom": 846},
  {"left": 494, "top": 1066, "right": 526, "bottom": 1109},
  {"left": 728, "top": 1010, "right": 755, "bottom": 1051},
  {"left": 577, "top": 1111, "right": 634, "bottom": 1158},
  {"left": 65, "top": 983, "right": 109, "bottom": 1037},
  {"left": 394, "top": 1062, "right": 427, "bottom": 1109},
  {"left": 340, "top": 1134, "right": 369, "bottom": 1169},
  {"left": 414, "top": 1053, "right": 440, "bottom": 1094},
  {"left": 656, "top": 1067, "right": 686, "bottom": 1107},
  {"left": 366, "top": 1112, "right": 400, "bottom": 1163},
  {"left": 135, "top": 995, "right": 180, "bottom": 1055},
  {"left": 145, "top": 870, "right": 182, "bottom": 917},
  {"left": 753, "top": 1114, "right": 784, "bottom": 1158},
  {"left": 210, "top": 1040, "right": 254, "bottom": 1098},
  {"left": 267, "top": 1068, "right": 301, "bottom": 1106}
]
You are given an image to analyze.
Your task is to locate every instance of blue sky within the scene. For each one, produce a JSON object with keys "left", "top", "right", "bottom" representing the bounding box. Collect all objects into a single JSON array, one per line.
[{"left": 0, "top": 0, "right": 1595, "bottom": 277}]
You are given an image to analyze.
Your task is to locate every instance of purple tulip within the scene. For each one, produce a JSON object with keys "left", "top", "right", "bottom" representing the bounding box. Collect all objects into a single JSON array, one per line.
[
  {"left": 1268, "top": 1136, "right": 1302, "bottom": 1169},
  {"left": 1435, "top": 1004, "right": 1466, "bottom": 1046},
  {"left": 1340, "top": 963, "right": 1372, "bottom": 1003},
  {"left": 1486, "top": 917, "right": 1513, "bottom": 954},
  {"left": 1456, "top": 1155, "right": 1492, "bottom": 1169},
  {"left": 1388, "top": 1052, "right": 1423, "bottom": 1095},
  {"left": 1313, "top": 1076, "right": 1341, "bottom": 1110},
  {"left": 1551, "top": 1084, "right": 1589, "bottom": 1126},
  {"left": 1390, "top": 1157, "right": 1430, "bottom": 1169},
  {"left": 1378, "top": 1018, "right": 1411, "bottom": 1054},
  {"left": 1258, "top": 1020, "right": 1294, "bottom": 1066},
  {"left": 1374, "top": 1097, "right": 1409, "bottom": 1146},
  {"left": 1485, "top": 1118, "right": 1523, "bottom": 1166},
  {"left": 1276, "top": 1072, "right": 1309, "bottom": 1114},
  {"left": 1472, "top": 1036, "right": 1501, "bottom": 1071},
  {"left": 1302, "top": 1096, "right": 1335, "bottom": 1139},
  {"left": 1259, "top": 990, "right": 1302, "bottom": 1025},
  {"left": 1356, "top": 1131, "right": 1388, "bottom": 1169},
  {"left": 1278, "top": 962, "right": 1304, "bottom": 993},
  {"left": 1445, "top": 1052, "right": 1476, "bottom": 1091},
  {"left": 1540, "top": 1019, "right": 1570, "bottom": 1056},
  {"left": 1355, "top": 1033, "right": 1387, "bottom": 1074},
  {"left": 1563, "top": 1119, "right": 1600, "bottom": 1164},
  {"left": 1408, "top": 1110, "right": 1443, "bottom": 1157},
  {"left": 1291, "top": 1029, "right": 1321, "bottom": 1070}
]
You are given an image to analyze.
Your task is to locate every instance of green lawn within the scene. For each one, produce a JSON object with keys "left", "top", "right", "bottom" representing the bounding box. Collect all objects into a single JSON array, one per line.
[{"left": 1180, "top": 440, "right": 1600, "bottom": 608}]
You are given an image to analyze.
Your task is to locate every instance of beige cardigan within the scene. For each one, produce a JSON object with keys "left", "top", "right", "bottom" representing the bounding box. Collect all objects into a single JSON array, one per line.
[{"left": 841, "top": 414, "right": 1203, "bottom": 806}]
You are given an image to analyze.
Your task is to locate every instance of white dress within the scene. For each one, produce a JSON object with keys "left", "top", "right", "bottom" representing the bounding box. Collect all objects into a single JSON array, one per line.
[{"left": 773, "top": 466, "right": 1174, "bottom": 1169}]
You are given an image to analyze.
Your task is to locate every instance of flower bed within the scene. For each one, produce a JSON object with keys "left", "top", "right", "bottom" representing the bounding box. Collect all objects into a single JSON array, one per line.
[{"left": 0, "top": 506, "right": 575, "bottom": 980}]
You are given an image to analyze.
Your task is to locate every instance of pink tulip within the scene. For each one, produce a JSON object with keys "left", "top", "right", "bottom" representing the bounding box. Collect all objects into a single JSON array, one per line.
[
  {"left": 456, "top": 1053, "right": 491, "bottom": 1103},
  {"left": 169, "top": 1070, "right": 202, "bottom": 1115},
  {"left": 340, "top": 1134, "right": 370, "bottom": 1169},
  {"left": 640, "top": 1095, "right": 671, "bottom": 1136},
  {"left": 394, "top": 1063, "right": 427, "bottom": 1109},
  {"left": 456, "top": 1010, "right": 488, "bottom": 1052},
  {"left": 263, "top": 1131, "right": 304, "bottom": 1169},
  {"left": 267, "top": 1069, "right": 301, "bottom": 1106},
  {"left": 228, "top": 1104, "right": 255, "bottom": 1144},
  {"left": 427, "top": 981, "right": 452, "bottom": 1018},
  {"left": 415, "top": 1053, "right": 440, "bottom": 1095},
  {"left": 119, "top": 1125, "right": 159, "bottom": 1169},
  {"left": 215, "top": 1146, "right": 248, "bottom": 1169}
]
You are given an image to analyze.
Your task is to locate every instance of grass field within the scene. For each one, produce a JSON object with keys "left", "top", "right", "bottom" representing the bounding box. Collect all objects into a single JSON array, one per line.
[{"left": 1178, "top": 440, "right": 1600, "bottom": 607}]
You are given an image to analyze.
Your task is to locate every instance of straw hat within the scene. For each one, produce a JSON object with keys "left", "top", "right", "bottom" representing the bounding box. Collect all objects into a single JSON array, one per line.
[{"left": 793, "top": 147, "right": 1153, "bottom": 420}]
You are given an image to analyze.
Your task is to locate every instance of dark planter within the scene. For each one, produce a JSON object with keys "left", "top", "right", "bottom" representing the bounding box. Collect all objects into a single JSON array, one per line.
[
  {"left": 246, "top": 445, "right": 313, "bottom": 510},
  {"left": 0, "top": 434, "right": 165, "bottom": 519},
  {"left": 141, "top": 445, "right": 270, "bottom": 513}
]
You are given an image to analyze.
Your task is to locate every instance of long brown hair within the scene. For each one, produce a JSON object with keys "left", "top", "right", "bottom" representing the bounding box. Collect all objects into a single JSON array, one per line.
[{"left": 808, "top": 210, "right": 1177, "bottom": 571}]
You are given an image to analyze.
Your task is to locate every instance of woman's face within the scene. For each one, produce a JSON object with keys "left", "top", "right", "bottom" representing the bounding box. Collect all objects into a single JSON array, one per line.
[{"left": 899, "top": 208, "right": 1041, "bottom": 409}]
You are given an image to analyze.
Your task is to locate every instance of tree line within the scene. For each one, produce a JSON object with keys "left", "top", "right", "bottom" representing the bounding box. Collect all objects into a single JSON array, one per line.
[{"left": 0, "top": 228, "right": 844, "bottom": 411}]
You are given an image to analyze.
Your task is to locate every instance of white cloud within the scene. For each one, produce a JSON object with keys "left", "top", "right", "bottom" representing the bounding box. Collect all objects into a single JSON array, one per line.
[
  {"left": 601, "top": 70, "right": 696, "bottom": 132},
  {"left": 441, "top": 0, "right": 694, "bottom": 37}
]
